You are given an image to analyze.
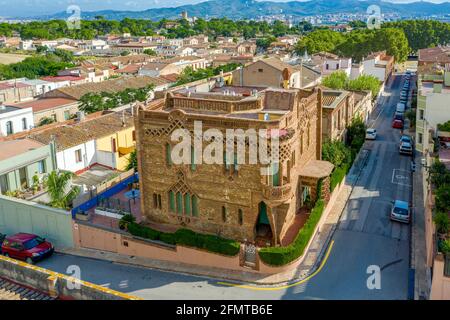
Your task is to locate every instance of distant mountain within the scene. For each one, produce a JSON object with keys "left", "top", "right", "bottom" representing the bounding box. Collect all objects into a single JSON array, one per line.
[{"left": 35, "top": 0, "right": 450, "bottom": 21}]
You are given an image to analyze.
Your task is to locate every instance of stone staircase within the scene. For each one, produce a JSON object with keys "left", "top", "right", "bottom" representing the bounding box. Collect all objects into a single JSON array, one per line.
[{"left": 0, "top": 278, "right": 55, "bottom": 301}]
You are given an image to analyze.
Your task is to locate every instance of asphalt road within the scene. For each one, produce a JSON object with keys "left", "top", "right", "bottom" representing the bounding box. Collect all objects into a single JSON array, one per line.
[{"left": 37, "top": 74, "right": 412, "bottom": 300}]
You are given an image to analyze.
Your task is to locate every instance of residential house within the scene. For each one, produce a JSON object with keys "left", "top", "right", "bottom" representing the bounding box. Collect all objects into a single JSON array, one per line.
[
  {"left": 232, "top": 58, "right": 320, "bottom": 89},
  {"left": 29, "top": 111, "right": 135, "bottom": 173},
  {"left": 0, "top": 139, "right": 56, "bottom": 194},
  {"left": 237, "top": 41, "right": 257, "bottom": 55},
  {"left": 0, "top": 81, "right": 35, "bottom": 104},
  {"left": 321, "top": 89, "right": 355, "bottom": 142},
  {"left": 42, "top": 76, "right": 169, "bottom": 101},
  {"left": 113, "top": 43, "right": 158, "bottom": 54},
  {"left": 310, "top": 52, "right": 352, "bottom": 77},
  {"left": 135, "top": 88, "right": 333, "bottom": 245},
  {"left": 211, "top": 55, "right": 255, "bottom": 68},
  {"left": 12, "top": 98, "right": 80, "bottom": 125},
  {"left": 415, "top": 66, "right": 450, "bottom": 154},
  {"left": 77, "top": 40, "right": 110, "bottom": 51},
  {"left": 40, "top": 76, "right": 87, "bottom": 87},
  {"left": 57, "top": 66, "right": 110, "bottom": 83},
  {"left": 0, "top": 104, "right": 34, "bottom": 136},
  {"left": 361, "top": 51, "right": 394, "bottom": 82},
  {"left": 139, "top": 56, "right": 208, "bottom": 78}
]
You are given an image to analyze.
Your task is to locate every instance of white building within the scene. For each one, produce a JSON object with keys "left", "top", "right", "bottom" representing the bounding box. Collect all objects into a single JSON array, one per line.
[
  {"left": 416, "top": 70, "right": 450, "bottom": 154},
  {"left": 78, "top": 40, "right": 110, "bottom": 51},
  {"left": 0, "top": 104, "right": 34, "bottom": 137},
  {"left": 56, "top": 141, "right": 97, "bottom": 174},
  {"left": 309, "top": 52, "right": 352, "bottom": 77},
  {"left": 361, "top": 51, "right": 394, "bottom": 82}
]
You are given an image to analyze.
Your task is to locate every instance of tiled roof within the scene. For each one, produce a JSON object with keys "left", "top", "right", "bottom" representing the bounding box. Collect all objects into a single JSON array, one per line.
[
  {"left": 418, "top": 46, "right": 450, "bottom": 63},
  {"left": 260, "top": 57, "right": 297, "bottom": 73},
  {"left": 29, "top": 112, "right": 134, "bottom": 151},
  {"left": 0, "top": 139, "right": 45, "bottom": 161},
  {"left": 40, "top": 76, "right": 85, "bottom": 82},
  {"left": 12, "top": 98, "right": 78, "bottom": 113},
  {"left": 43, "top": 76, "right": 167, "bottom": 100}
]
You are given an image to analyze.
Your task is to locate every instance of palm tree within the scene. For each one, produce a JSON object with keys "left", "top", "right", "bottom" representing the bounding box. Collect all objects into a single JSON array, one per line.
[
  {"left": 126, "top": 150, "right": 138, "bottom": 172},
  {"left": 44, "top": 171, "right": 80, "bottom": 209}
]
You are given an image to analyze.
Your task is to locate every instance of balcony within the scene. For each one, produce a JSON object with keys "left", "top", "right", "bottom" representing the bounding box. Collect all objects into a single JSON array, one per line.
[{"left": 262, "top": 183, "right": 292, "bottom": 202}]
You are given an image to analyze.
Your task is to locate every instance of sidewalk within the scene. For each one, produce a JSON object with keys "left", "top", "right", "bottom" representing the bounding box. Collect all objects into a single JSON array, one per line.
[{"left": 59, "top": 150, "right": 370, "bottom": 286}]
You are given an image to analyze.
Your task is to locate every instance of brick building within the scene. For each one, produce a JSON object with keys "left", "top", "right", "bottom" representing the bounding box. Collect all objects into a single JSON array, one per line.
[{"left": 134, "top": 88, "right": 334, "bottom": 246}]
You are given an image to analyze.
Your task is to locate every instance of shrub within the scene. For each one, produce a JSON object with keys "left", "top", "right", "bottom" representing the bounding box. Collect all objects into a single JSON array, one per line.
[
  {"left": 434, "top": 212, "right": 450, "bottom": 235},
  {"left": 441, "top": 239, "right": 450, "bottom": 255},
  {"left": 330, "top": 163, "right": 350, "bottom": 191},
  {"left": 435, "top": 184, "right": 450, "bottom": 213},
  {"left": 126, "top": 223, "right": 240, "bottom": 256},
  {"left": 259, "top": 200, "right": 325, "bottom": 266},
  {"left": 119, "top": 214, "right": 136, "bottom": 230}
]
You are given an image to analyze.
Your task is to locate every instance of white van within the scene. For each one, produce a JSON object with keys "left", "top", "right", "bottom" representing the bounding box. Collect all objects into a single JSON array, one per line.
[{"left": 396, "top": 103, "right": 406, "bottom": 113}]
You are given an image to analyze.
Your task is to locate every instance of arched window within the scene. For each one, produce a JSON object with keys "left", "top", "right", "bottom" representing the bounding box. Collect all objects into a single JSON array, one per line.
[
  {"left": 192, "top": 195, "right": 199, "bottom": 217},
  {"left": 157, "top": 194, "right": 162, "bottom": 209},
  {"left": 238, "top": 209, "right": 243, "bottom": 226}
]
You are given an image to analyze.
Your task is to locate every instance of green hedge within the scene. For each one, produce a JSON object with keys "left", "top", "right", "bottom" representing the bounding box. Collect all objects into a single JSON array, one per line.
[
  {"left": 124, "top": 221, "right": 240, "bottom": 256},
  {"left": 258, "top": 200, "right": 325, "bottom": 266}
]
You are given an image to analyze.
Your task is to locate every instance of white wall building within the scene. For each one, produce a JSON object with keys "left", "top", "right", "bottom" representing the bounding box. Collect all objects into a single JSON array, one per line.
[
  {"left": 55, "top": 140, "right": 97, "bottom": 174},
  {"left": 0, "top": 104, "right": 34, "bottom": 137}
]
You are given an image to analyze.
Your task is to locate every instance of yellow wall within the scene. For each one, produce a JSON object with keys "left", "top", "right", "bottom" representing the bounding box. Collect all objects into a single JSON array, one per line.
[{"left": 96, "top": 127, "right": 136, "bottom": 171}]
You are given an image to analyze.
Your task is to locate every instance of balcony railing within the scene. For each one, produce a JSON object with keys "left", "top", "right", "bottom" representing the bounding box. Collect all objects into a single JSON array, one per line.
[{"left": 262, "top": 183, "right": 292, "bottom": 202}]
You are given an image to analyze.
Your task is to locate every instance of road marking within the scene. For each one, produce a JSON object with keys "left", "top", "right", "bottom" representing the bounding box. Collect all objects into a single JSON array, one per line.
[
  {"left": 216, "top": 240, "right": 335, "bottom": 291},
  {"left": 391, "top": 169, "right": 411, "bottom": 187}
]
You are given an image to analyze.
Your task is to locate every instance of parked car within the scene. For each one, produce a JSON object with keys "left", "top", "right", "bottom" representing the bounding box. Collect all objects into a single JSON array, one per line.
[
  {"left": 1, "top": 233, "right": 54, "bottom": 264},
  {"left": 390, "top": 200, "right": 411, "bottom": 224},
  {"left": 399, "top": 141, "right": 413, "bottom": 155},
  {"left": 396, "top": 103, "right": 406, "bottom": 113},
  {"left": 365, "top": 128, "right": 377, "bottom": 140},
  {"left": 392, "top": 119, "right": 404, "bottom": 129},
  {"left": 0, "top": 233, "right": 5, "bottom": 253},
  {"left": 400, "top": 134, "right": 413, "bottom": 145},
  {"left": 394, "top": 112, "right": 404, "bottom": 121}
]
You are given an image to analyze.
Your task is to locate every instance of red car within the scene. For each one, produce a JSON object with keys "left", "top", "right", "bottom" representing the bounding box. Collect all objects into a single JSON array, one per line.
[
  {"left": 392, "top": 119, "right": 404, "bottom": 129},
  {"left": 1, "top": 233, "right": 54, "bottom": 264}
]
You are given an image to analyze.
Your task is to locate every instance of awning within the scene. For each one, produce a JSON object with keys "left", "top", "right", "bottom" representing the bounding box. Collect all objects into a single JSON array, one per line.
[
  {"left": 298, "top": 160, "right": 334, "bottom": 179},
  {"left": 118, "top": 146, "right": 135, "bottom": 155}
]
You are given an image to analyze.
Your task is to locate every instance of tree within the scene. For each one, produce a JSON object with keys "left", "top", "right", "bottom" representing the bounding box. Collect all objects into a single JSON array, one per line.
[
  {"left": 294, "top": 29, "right": 345, "bottom": 55},
  {"left": 347, "top": 75, "right": 381, "bottom": 98},
  {"left": 322, "top": 71, "right": 348, "bottom": 90},
  {"left": 143, "top": 49, "right": 157, "bottom": 56},
  {"left": 38, "top": 116, "right": 56, "bottom": 127},
  {"left": 346, "top": 118, "right": 366, "bottom": 151},
  {"left": 126, "top": 150, "right": 138, "bottom": 172},
  {"left": 322, "top": 140, "right": 351, "bottom": 168},
  {"left": 120, "top": 50, "right": 130, "bottom": 56},
  {"left": 44, "top": 171, "right": 80, "bottom": 209}
]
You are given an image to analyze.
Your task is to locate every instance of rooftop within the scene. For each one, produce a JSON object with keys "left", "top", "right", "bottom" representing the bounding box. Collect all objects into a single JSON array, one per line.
[
  {"left": 419, "top": 46, "right": 450, "bottom": 64},
  {"left": 0, "top": 139, "right": 45, "bottom": 161},
  {"left": 11, "top": 98, "right": 77, "bottom": 113},
  {"left": 43, "top": 76, "right": 167, "bottom": 100},
  {"left": 29, "top": 112, "right": 134, "bottom": 151}
]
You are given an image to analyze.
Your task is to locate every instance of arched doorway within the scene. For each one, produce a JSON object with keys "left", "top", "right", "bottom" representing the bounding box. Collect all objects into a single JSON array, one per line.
[{"left": 255, "top": 202, "right": 273, "bottom": 245}]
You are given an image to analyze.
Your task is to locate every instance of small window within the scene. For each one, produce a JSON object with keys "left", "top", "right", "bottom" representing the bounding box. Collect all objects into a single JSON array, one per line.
[
  {"left": 22, "top": 118, "right": 27, "bottom": 130},
  {"left": 191, "top": 146, "right": 196, "bottom": 171},
  {"left": 158, "top": 194, "right": 162, "bottom": 209},
  {"left": 6, "top": 121, "right": 13, "bottom": 135},
  {"left": 419, "top": 109, "right": 424, "bottom": 120},
  {"left": 166, "top": 143, "right": 172, "bottom": 166},
  {"left": 112, "top": 138, "right": 117, "bottom": 153},
  {"left": 418, "top": 133, "right": 423, "bottom": 144},
  {"left": 184, "top": 194, "right": 191, "bottom": 216},
  {"left": 192, "top": 195, "right": 199, "bottom": 217},
  {"left": 176, "top": 192, "right": 183, "bottom": 215},
  {"left": 132, "top": 130, "right": 136, "bottom": 142},
  {"left": 222, "top": 206, "right": 227, "bottom": 222},
  {"left": 37, "top": 160, "right": 46, "bottom": 174},
  {"left": 258, "top": 68, "right": 263, "bottom": 73},
  {"left": 64, "top": 110, "right": 70, "bottom": 120},
  {"left": 169, "top": 191, "right": 175, "bottom": 212},
  {"left": 238, "top": 209, "right": 243, "bottom": 226},
  {"left": 75, "top": 149, "right": 82, "bottom": 163},
  {"left": 153, "top": 193, "right": 158, "bottom": 208}
]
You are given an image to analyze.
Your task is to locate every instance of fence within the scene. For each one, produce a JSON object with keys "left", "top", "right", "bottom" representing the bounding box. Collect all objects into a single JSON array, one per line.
[{"left": 71, "top": 171, "right": 139, "bottom": 218}]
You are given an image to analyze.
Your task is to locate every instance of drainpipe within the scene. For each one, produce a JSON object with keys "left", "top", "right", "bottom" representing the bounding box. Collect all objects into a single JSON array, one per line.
[{"left": 49, "top": 135, "right": 57, "bottom": 171}]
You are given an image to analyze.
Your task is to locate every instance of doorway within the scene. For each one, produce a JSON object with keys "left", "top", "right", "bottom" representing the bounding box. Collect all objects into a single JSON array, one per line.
[
  {"left": 19, "top": 167, "right": 28, "bottom": 190},
  {"left": 255, "top": 202, "right": 273, "bottom": 245}
]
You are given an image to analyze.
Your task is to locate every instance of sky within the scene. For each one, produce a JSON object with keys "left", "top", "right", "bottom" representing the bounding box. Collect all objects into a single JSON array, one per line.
[{"left": 0, "top": 0, "right": 449, "bottom": 18}]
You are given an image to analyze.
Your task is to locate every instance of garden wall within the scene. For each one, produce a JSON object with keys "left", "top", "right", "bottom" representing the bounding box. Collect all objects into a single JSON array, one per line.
[
  {"left": 73, "top": 179, "right": 346, "bottom": 275},
  {"left": 0, "top": 195, "right": 73, "bottom": 248}
]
